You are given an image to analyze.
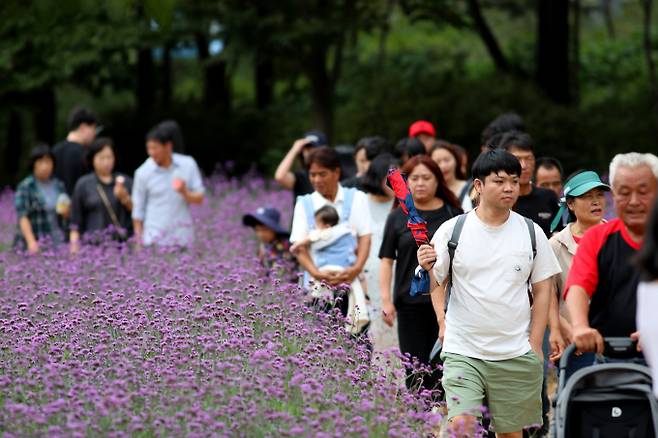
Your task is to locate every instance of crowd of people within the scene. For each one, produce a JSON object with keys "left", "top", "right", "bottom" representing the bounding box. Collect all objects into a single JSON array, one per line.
[
  {"left": 244, "top": 116, "right": 658, "bottom": 437},
  {"left": 11, "top": 107, "right": 658, "bottom": 437},
  {"left": 13, "top": 109, "right": 204, "bottom": 253}
]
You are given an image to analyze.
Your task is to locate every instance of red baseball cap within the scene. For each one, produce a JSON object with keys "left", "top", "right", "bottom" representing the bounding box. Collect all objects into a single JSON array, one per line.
[{"left": 408, "top": 120, "right": 436, "bottom": 138}]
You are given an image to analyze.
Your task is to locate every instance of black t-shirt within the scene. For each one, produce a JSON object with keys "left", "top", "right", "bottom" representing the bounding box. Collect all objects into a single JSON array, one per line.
[
  {"left": 379, "top": 204, "right": 458, "bottom": 306},
  {"left": 514, "top": 186, "right": 560, "bottom": 238},
  {"left": 341, "top": 175, "right": 363, "bottom": 189},
  {"left": 52, "top": 140, "right": 86, "bottom": 196},
  {"left": 566, "top": 219, "right": 641, "bottom": 340},
  {"left": 71, "top": 173, "right": 133, "bottom": 237},
  {"left": 293, "top": 170, "right": 314, "bottom": 201}
]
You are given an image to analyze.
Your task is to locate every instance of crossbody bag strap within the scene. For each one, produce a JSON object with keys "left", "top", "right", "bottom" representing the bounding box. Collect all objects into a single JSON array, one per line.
[
  {"left": 96, "top": 184, "right": 123, "bottom": 231},
  {"left": 445, "top": 213, "right": 468, "bottom": 312}
]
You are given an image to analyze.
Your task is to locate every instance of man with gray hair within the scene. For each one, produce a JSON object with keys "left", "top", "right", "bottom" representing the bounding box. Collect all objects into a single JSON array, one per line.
[{"left": 565, "top": 152, "right": 658, "bottom": 364}]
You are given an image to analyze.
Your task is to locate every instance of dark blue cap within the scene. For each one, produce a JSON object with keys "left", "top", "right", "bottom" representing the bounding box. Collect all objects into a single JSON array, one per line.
[
  {"left": 303, "top": 130, "right": 328, "bottom": 148},
  {"left": 242, "top": 207, "right": 288, "bottom": 235}
]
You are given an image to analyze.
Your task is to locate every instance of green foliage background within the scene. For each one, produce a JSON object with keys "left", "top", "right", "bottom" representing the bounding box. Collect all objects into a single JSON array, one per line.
[{"left": 0, "top": 0, "right": 656, "bottom": 186}]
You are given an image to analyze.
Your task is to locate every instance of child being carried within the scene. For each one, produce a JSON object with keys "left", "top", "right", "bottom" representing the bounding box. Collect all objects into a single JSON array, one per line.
[
  {"left": 291, "top": 205, "right": 368, "bottom": 333},
  {"left": 290, "top": 205, "right": 356, "bottom": 271}
]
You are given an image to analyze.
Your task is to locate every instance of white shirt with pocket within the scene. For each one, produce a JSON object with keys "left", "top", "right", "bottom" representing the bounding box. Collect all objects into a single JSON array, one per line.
[{"left": 431, "top": 210, "right": 561, "bottom": 361}]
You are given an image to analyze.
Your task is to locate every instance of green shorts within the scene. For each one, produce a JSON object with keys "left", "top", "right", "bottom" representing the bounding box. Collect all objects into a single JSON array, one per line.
[{"left": 440, "top": 350, "right": 543, "bottom": 434}]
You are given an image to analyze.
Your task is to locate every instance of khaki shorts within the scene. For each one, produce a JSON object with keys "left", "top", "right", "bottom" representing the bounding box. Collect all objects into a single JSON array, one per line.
[{"left": 440, "top": 350, "right": 543, "bottom": 433}]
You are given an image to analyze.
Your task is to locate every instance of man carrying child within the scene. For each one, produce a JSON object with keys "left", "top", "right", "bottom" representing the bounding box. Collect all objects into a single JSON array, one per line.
[{"left": 289, "top": 147, "right": 372, "bottom": 331}]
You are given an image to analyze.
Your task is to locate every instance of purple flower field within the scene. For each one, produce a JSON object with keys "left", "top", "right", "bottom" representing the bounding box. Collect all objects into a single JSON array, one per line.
[{"left": 0, "top": 177, "right": 441, "bottom": 437}]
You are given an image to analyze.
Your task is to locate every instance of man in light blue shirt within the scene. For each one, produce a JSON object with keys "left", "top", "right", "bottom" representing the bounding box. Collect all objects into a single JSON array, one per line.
[{"left": 132, "top": 122, "right": 204, "bottom": 246}]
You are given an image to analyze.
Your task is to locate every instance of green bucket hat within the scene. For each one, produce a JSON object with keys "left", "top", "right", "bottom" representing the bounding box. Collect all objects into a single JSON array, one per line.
[{"left": 550, "top": 171, "right": 611, "bottom": 232}]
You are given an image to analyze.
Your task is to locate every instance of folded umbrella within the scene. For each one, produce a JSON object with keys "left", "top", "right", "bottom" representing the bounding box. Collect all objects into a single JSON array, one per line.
[{"left": 386, "top": 168, "right": 431, "bottom": 296}]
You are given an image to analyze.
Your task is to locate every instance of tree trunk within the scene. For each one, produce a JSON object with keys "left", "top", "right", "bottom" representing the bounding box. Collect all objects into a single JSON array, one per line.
[
  {"left": 5, "top": 110, "right": 23, "bottom": 180},
  {"left": 255, "top": 49, "right": 274, "bottom": 109},
  {"left": 602, "top": 0, "right": 616, "bottom": 39},
  {"left": 467, "top": 0, "right": 511, "bottom": 73},
  {"left": 537, "top": 0, "right": 571, "bottom": 104},
  {"left": 641, "top": 0, "right": 658, "bottom": 109},
  {"left": 376, "top": 0, "right": 396, "bottom": 68},
  {"left": 137, "top": 47, "right": 155, "bottom": 113},
  {"left": 162, "top": 42, "right": 173, "bottom": 108},
  {"left": 205, "top": 60, "right": 230, "bottom": 112},
  {"left": 32, "top": 88, "right": 55, "bottom": 144},
  {"left": 196, "top": 33, "right": 230, "bottom": 112},
  {"left": 571, "top": 0, "right": 581, "bottom": 104},
  {"left": 304, "top": 45, "right": 334, "bottom": 145}
]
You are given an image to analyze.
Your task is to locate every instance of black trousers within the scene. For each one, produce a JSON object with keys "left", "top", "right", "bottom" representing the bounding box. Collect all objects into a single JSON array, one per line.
[{"left": 396, "top": 301, "right": 442, "bottom": 392}]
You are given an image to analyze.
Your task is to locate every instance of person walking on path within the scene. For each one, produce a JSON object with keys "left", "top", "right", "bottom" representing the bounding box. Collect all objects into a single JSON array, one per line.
[
  {"left": 565, "top": 153, "right": 658, "bottom": 362},
  {"left": 548, "top": 170, "right": 610, "bottom": 379},
  {"left": 132, "top": 121, "right": 205, "bottom": 247},
  {"left": 14, "top": 145, "right": 69, "bottom": 253},
  {"left": 379, "top": 155, "right": 461, "bottom": 391},
  {"left": 497, "top": 131, "right": 560, "bottom": 238},
  {"left": 69, "top": 138, "right": 133, "bottom": 252},
  {"left": 274, "top": 130, "right": 327, "bottom": 211},
  {"left": 289, "top": 147, "right": 372, "bottom": 322},
  {"left": 417, "top": 149, "right": 561, "bottom": 437},
  {"left": 359, "top": 154, "right": 398, "bottom": 356},
  {"left": 52, "top": 107, "right": 99, "bottom": 196}
]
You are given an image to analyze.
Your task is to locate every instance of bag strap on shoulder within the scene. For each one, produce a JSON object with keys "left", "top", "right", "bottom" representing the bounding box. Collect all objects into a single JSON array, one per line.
[
  {"left": 300, "top": 194, "right": 315, "bottom": 230},
  {"left": 341, "top": 187, "right": 356, "bottom": 223},
  {"left": 524, "top": 217, "right": 537, "bottom": 259},
  {"left": 445, "top": 213, "right": 468, "bottom": 311}
]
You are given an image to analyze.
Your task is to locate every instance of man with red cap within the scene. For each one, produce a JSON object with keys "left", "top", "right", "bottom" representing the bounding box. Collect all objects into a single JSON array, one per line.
[{"left": 408, "top": 120, "right": 436, "bottom": 153}]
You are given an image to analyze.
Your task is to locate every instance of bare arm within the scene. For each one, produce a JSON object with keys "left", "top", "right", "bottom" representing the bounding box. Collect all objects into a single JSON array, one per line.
[
  {"left": 294, "top": 245, "right": 324, "bottom": 281},
  {"left": 566, "top": 285, "right": 604, "bottom": 353},
  {"left": 352, "top": 234, "right": 371, "bottom": 275},
  {"left": 548, "top": 282, "right": 561, "bottom": 332},
  {"left": 547, "top": 281, "right": 567, "bottom": 361},
  {"left": 529, "top": 278, "right": 552, "bottom": 360},
  {"left": 70, "top": 229, "right": 81, "bottom": 254},
  {"left": 19, "top": 216, "right": 38, "bottom": 252},
  {"left": 133, "top": 219, "right": 144, "bottom": 244},
  {"left": 182, "top": 190, "right": 204, "bottom": 205},
  {"left": 274, "top": 139, "right": 308, "bottom": 189},
  {"left": 380, "top": 257, "right": 396, "bottom": 326}
]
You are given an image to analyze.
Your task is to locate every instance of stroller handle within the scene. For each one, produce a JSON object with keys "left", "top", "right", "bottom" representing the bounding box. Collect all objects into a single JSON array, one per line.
[{"left": 558, "top": 337, "right": 638, "bottom": 373}]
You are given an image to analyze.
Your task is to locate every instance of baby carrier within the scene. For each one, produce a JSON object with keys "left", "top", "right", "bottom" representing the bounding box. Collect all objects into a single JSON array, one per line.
[{"left": 298, "top": 188, "right": 369, "bottom": 334}]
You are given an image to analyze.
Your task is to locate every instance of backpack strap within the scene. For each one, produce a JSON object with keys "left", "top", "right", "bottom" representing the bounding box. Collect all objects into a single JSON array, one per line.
[
  {"left": 300, "top": 194, "right": 316, "bottom": 231},
  {"left": 523, "top": 217, "right": 537, "bottom": 306},
  {"left": 524, "top": 217, "right": 537, "bottom": 259},
  {"left": 340, "top": 187, "right": 356, "bottom": 223},
  {"left": 458, "top": 180, "right": 472, "bottom": 203},
  {"left": 445, "top": 213, "right": 468, "bottom": 311}
]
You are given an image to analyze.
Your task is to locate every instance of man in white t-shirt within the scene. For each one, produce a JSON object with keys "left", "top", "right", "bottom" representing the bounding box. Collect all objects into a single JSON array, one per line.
[
  {"left": 290, "top": 146, "right": 372, "bottom": 290},
  {"left": 417, "top": 149, "right": 561, "bottom": 437}
]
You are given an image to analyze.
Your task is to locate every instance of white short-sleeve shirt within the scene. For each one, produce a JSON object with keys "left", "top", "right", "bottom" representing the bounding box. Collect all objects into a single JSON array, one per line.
[
  {"left": 431, "top": 210, "right": 561, "bottom": 360},
  {"left": 131, "top": 153, "right": 204, "bottom": 246},
  {"left": 289, "top": 184, "right": 372, "bottom": 244}
]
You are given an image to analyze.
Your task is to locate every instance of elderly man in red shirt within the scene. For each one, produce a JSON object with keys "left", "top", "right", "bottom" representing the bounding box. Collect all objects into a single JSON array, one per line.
[{"left": 565, "top": 153, "right": 658, "bottom": 361}]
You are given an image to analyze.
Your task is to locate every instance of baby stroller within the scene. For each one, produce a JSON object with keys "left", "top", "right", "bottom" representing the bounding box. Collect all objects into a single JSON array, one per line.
[{"left": 552, "top": 337, "right": 658, "bottom": 438}]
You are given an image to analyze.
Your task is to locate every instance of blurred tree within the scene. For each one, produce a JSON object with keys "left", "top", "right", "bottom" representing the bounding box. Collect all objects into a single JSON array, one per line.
[
  {"left": 537, "top": 0, "right": 571, "bottom": 104},
  {"left": 641, "top": 0, "right": 658, "bottom": 109},
  {"left": 218, "top": 0, "right": 389, "bottom": 143}
]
